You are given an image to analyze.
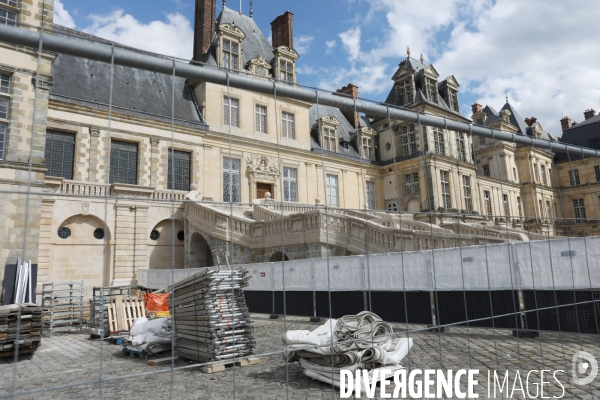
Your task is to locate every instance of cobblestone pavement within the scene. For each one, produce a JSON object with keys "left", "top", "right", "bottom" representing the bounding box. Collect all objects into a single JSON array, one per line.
[{"left": 0, "top": 314, "right": 599, "bottom": 399}]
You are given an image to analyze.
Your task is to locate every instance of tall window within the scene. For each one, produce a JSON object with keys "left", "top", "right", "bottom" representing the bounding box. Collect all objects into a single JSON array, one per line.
[
  {"left": 448, "top": 89, "right": 459, "bottom": 112},
  {"left": 573, "top": 198, "right": 586, "bottom": 223},
  {"left": 361, "top": 136, "right": 375, "bottom": 160},
  {"left": 326, "top": 174, "right": 338, "bottom": 207},
  {"left": 404, "top": 173, "right": 419, "bottom": 195},
  {"left": 533, "top": 163, "right": 539, "bottom": 182},
  {"left": 569, "top": 169, "right": 580, "bottom": 186},
  {"left": 255, "top": 105, "right": 266, "bottom": 133},
  {"left": 484, "top": 190, "right": 492, "bottom": 220},
  {"left": 456, "top": 134, "right": 466, "bottom": 162},
  {"left": 479, "top": 136, "right": 486, "bottom": 145},
  {"left": 396, "top": 79, "right": 413, "bottom": 106},
  {"left": 279, "top": 60, "right": 293, "bottom": 84},
  {"left": 222, "top": 39, "right": 239, "bottom": 70},
  {"left": 482, "top": 164, "right": 490, "bottom": 177},
  {"left": 223, "top": 96, "right": 239, "bottom": 127},
  {"left": 513, "top": 167, "right": 517, "bottom": 181},
  {"left": 462, "top": 176, "right": 472, "bottom": 213},
  {"left": 44, "top": 131, "right": 75, "bottom": 180},
  {"left": 0, "top": 72, "right": 9, "bottom": 160},
  {"left": 396, "top": 124, "right": 416, "bottom": 157},
  {"left": 282, "top": 112, "right": 294, "bottom": 139},
  {"left": 432, "top": 127, "right": 445, "bottom": 155},
  {"left": 283, "top": 168, "right": 297, "bottom": 202},
  {"left": 546, "top": 200, "right": 551, "bottom": 218},
  {"left": 595, "top": 165, "right": 600, "bottom": 182},
  {"left": 424, "top": 77, "right": 438, "bottom": 102},
  {"left": 440, "top": 171, "right": 451, "bottom": 209},
  {"left": 540, "top": 165, "right": 547, "bottom": 186},
  {"left": 503, "top": 194, "right": 509, "bottom": 217},
  {"left": 517, "top": 196, "right": 522, "bottom": 217},
  {"left": 547, "top": 168, "right": 553, "bottom": 187},
  {"left": 109, "top": 141, "right": 138, "bottom": 185},
  {"left": 223, "top": 157, "right": 240, "bottom": 203},
  {"left": 167, "top": 150, "right": 191, "bottom": 191},
  {"left": 0, "top": 4, "right": 17, "bottom": 26},
  {"left": 366, "top": 181, "right": 376, "bottom": 210},
  {"left": 322, "top": 127, "right": 336, "bottom": 152}
]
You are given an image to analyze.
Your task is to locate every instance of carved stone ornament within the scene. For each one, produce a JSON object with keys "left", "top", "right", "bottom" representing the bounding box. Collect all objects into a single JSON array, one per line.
[
  {"left": 150, "top": 138, "right": 160, "bottom": 147},
  {"left": 32, "top": 77, "right": 54, "bottom": 90},
  {"left": 89, "top": 127, "right": 101, "bottom": 137},
  {"left": 81, "top": 201, "right": 90, "bottom": 215},
  {"left": 246, "top": 154, "right": 280, "bottom": 181}
]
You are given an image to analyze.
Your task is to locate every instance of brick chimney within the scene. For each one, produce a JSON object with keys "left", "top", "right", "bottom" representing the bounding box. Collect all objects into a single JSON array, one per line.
[
  {"left": 271, "top": 11, "right": 294, "bottom": 49},
  {"left": 193, "top": 0, "right": 216, "bottom": 62},
  {"left": 560, "top": 116, "right": 574, "bottom": 131},
  {"left": 584, "top": 108, "right": 597, "bottom": 120},
  {"left": 335, "top": 84, "right": 360, "bottom": 129},
  {"left": 471, "top": 103, "right": 483, "bottom": 114},
  {"left": 524, "top": 117, "right": 537, "bottom": 127}
]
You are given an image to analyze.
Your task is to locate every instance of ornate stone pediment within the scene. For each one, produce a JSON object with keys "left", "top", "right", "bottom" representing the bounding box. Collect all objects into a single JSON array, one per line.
[
  {"left": 274, "top": 46, "right": 299, "bottom": 60},
  {"left": 246, "top": 154, "right": 280, "bottom": 182},
  {"left": 217, "top": 23, "right": 246, "bottom": 40}
]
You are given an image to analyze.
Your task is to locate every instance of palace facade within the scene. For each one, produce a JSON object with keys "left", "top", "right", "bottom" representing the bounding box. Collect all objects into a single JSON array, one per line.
[{"left": 0, "top": 0, "right": 598, "bottom": 296}]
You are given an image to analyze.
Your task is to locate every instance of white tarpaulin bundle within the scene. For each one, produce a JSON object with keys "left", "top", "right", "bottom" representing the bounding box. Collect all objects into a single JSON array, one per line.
[
  {"left": 137, "top": 236, "right": 600, "bottom": 292},
  {"left": 282, "top": 311, "right": 412, "bottom": 391},
  {"left": 123, "top": 317, "right": 172, "bottom": 355}
]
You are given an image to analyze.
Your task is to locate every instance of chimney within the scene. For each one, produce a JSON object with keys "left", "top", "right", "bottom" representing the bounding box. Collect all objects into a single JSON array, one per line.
[
  {"left": 193, "top": 0, "right": 216, "bottom": 62},
  {"left": 584, "top": 108, "right": 597, "bottom": 120},
  {"left": 524, "top": 117, "right": 537, "bottom": 127},
  {"left": 335, "top": 84, "right": 360, "bottom": 129},
  {"left": 471, "top": 103, "right": 483, "bottom": 114},
  {"left": 271, "top": 11, "right": 294, "bottom": 49},
  {"left": 560, "top": 116, "right": 572, "bottom": 131}
]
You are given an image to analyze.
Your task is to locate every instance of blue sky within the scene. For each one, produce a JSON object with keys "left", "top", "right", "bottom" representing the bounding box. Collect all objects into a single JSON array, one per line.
[{"left": 55, "top": 0, "right": 600, "bottom": 135}]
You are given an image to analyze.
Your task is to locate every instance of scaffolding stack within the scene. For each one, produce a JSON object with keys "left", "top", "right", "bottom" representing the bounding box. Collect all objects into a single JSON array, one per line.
[
  {"left": 172, "top": 267, "right": 255, "bottom": 362},
  {"left": 88, "top": 286, "right": 132, "bottom": 337},
  {"left": 41, "top": 281, "right": 84, "bottom": 335}
]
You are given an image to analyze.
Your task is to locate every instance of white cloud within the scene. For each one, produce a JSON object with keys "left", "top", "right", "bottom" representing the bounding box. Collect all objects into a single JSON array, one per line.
[
  {"left": 339, "top": 27, "right": 361, "bottom": 61},
  {"left": 53, "top": 0, "right": 76, "bottom": 29},
  {"left": 83, "top": 10, "right": 194, "bottom": 60},
  {"left": 325, "top": 40, "right": 336, "bottom": 54},
  {"left": 295, "top": 35, "right": 314, "bottom": 56}
]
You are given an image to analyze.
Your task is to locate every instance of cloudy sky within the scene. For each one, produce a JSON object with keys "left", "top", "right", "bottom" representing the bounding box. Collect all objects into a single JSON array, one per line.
[{"left": 54, "top": 0, "right": 600, "bottom": 135}]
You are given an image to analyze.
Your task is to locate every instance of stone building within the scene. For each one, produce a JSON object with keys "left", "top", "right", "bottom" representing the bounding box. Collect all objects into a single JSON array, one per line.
[{"left": 0, "top": 0, "right": 598, "bottom": 297}]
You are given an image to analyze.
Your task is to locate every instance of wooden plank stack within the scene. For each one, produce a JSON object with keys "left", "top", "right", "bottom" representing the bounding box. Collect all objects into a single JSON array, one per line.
[
  {"left": 0, "top": 303, "right": 42, "bottom": 357},
  {"left": 172, "top": 268, "right": 255, "bottom": 363}
]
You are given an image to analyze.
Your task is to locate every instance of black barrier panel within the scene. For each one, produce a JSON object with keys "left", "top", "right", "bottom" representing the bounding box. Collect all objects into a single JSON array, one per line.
[
  {"left": 244, "top": 291, "right": 314, "bottom": 316},
  {"left": 370, "top": 291, "right": 432, "bottom": 325},
  {"left": 436, "top": 291, "right": 520, "bottom": 329},
  {"left": 244, "top": 290, "right": 274, "bottom": 314},
  {"left": 523, "top": 290, "right": 600, "bottom": 334},
  {"left": 315, "top": 291, "right": 365, "bottom": 319}
]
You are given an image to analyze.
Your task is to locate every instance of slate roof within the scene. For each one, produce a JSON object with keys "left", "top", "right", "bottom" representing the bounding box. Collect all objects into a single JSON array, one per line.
[
  {"left": 500, "top": 102, "right": 528, "bottom": 135},
  {"left": 49, "top": 25, "right": 206, "bottom": 128},
  {"left": 203, "top": 7, "right": 276, "bottom": 68},
  {"left": 560, "top": 114, "right": 600, "bottom": 148},
  {"left": 308, "top": 104, "right": 372, "bottom": 160}
]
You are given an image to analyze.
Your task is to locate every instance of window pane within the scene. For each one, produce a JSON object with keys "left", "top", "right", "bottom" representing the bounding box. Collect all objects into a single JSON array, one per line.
[
  {"left": 0, "top": 97, "right": 8, "bottom": 119},
  {"left": 0, "top": 123, "right": 6, "bottom": 160},
  {"left": 223, "top": 157, "right": 241, "bottom": 202},
  {"left": 0, "top": 8, "right": 17, "bottom": 26},
  {"left": 0, "top": 73, "right": 10, "bottom": 94},
  {"left": 167, "top": 150, "right": 191, "bottom": 191},
  {"left": 109, "top": 140, "right": 137, "bottom": 184},
  {"left": 44, "top": 130, "right": 75, "bottom": 180}
]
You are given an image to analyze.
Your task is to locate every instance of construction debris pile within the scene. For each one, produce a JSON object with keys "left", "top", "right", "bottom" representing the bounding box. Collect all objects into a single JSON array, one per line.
[
  {"left": 172, "top": 268, "right": 255, "bottom": 362},
  {"left": 283, "top": 311, "right": 413, "bottom": 390},
  {"left": 0, "top": 304, "right": 42, "bottom": 358}
]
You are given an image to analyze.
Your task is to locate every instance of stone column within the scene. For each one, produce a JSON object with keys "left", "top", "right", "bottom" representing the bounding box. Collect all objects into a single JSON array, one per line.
[
  {"left": 37, "top": 197, "right": 56, "bottom": 285},
  {"left": 88, "top": 128, "right": 101, "bottom": 182},
  {"left": 150, "top": 138, "right": 160, "bottom": 187}
]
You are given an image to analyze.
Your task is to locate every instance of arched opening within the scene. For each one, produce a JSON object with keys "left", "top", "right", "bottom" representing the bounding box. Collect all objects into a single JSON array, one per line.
[
  {"left": 148, "top": 219, "right": 185, "bottom": 269},
  {"left": 269, "top": 251, "right": 289, "bottom": 262},
  {"left": 407, "top": 199, "right": 421, "bottom": 213},
  {"left": 54, "top": 214, "right": 111, "bottom": 295},
  {"left": 189, "top": 232, "right": 214, "bottom": 268}
]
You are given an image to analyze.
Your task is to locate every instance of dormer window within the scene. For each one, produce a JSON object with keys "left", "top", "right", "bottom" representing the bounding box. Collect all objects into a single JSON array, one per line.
[
  {"left": 448, "top": 89, "right": 459, "bottom": 112},
  {"left": 423, "top": 77, "right": 438, "bottom": 103},
  {"left": 319, "top": 116, "right": 340, "bottom": 152},
  {"left": 247, "top": 56, "right": 272, "bottom": 78},
  {"left": 359, "top": 127, "right": 377, "bottom": 161},
  {"left": 396, "top": 78, "right": 414, "bottom": 106},
  {"left": 222, "top": 39, "right": 239, "bottom": 70},
  {"left": 217, "top": 23, "right": 246, "bottom": 71},
  {"left": 273, "top": 46, "right": 299, "bottom": 85}
]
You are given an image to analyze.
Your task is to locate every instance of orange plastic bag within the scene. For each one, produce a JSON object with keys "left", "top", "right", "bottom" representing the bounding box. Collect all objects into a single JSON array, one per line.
[{"left": 144, "top": 293, "right": 170, "bottom": 312}]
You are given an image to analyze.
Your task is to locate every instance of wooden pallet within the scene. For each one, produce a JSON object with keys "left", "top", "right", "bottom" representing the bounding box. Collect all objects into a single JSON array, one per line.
[
  {"left": 200, "top": 357, "right": 260, "bottom": 374},
  {"left": 147, "top": 356, "right": 179, "bottom": 366},
  {"left": 107, "top": 296, "right": 146, "bottom": 333}
]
